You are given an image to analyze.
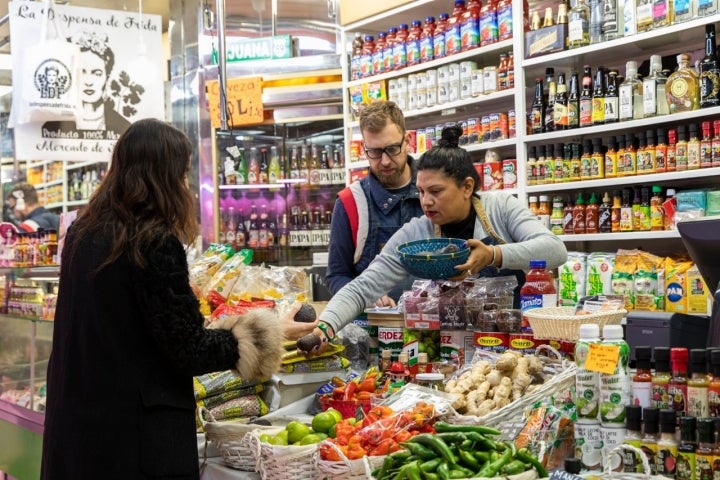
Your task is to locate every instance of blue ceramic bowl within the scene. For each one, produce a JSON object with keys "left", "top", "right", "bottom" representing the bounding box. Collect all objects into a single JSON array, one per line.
[{"left": 396, "top": 238, "right": 470, "bottom": 279}]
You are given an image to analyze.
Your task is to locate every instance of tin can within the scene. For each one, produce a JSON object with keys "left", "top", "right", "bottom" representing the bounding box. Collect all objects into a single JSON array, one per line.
[
  {"left": 416, "top": 73, "right": 427, "bottom": 110},
  {"left": 575, "top": 420, "right": 603, "bottom": 472},
  {"left": 438, "top": 80, "right": 449, "bottom": 105},
  {"left": 395, "top": 77, "right": 408, "bottom": 111},
  {"left": 449, "top": 81, "right": 460, "bottom": 103},
  {"left": 459, "top": 120, "right": 469, "bottom": 146},
  {"left": 440, "top": 330, "right": 474, "bottom": 367},
  {"left": 502, "top": 159, "right": 518, "bottom": 188},
  {"left": 508, "top": 332, "right": 548, "bottom": 354},
  {"left": 387, "top": 78, "right": 398, "bottom": 104},
  {"left": 416, "top": 128, "right": 426, "bottom": 155},
  {"left": 407, "top": 129, "right": 417, "bottom": 155},
  {"left": 424, "top": 126, "right": 436, "bottom": 149},
  {"left": 482, "top": 162, "right": 503, "bottom": 191},
  {"left": 426, "top": 69, "right": 438, "bottom": 107},
  {"left": 471, "top": 70, "right": 484, "bottom": 96},
  {"left": 460, "top": 74, "right": 473, "bottom": 99},
  {"left": 407, "top": 74, "right": 418, "bottom": 111},
  {"left": 460, "top": 61, "right": 478, "bottom": 78},
  {"left": 508, "top": 109, "right": 516, "bottom": 138},
  {"left": 600, "top": 423, "right": 626, "bottom": 473},
  {"left": 467, "top": 118, "right": 480, "bottom": 144},
  {"left": 473, "top": 331, "right": 508, "bottom": 353},
  {"left": 448, "top": 63, "right": 461, "bottom": 82}
]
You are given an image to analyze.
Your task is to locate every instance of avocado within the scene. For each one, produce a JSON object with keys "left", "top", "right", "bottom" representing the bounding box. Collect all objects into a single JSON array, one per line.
[
  {"left": 294, "top": 303, "right": 317, "bottom": 323},
  {"left": 440, "top": 244, "right": 460, "bottom": 254},
  {"left": 297, "top": 333, "right": 321, "bottom": 354}
]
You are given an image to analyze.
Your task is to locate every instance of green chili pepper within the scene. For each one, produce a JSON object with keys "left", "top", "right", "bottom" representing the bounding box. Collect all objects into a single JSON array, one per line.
[
  {"left": 404, "top": 461, "right": 423, "bottom": 480},
  {"left": 458, "top": 449, "right": 480, "bottom": 471},
  {"left": 423, "top": 473, "right": 440, "bottom": 480},
  {"left": 437, "top": 462, "right": 451, "bottom": 480},
  {"left": 409, "top": 434, "right": 456, "bottom": 466},
  {"left": 507, "top": 441, "right": 518, "bottom": 458},
  {"left": 475, "top": 446, "right": 512, "bottom": 477},
  {"left": 464, "top": 431, "right": 497, "bottom": 451},
  {"left": 436, "top": 432, "right": 468, "bottom": 444},
  {"left": 449, "top": 469, "right": 470, "bottom": 479},
  {"left": 453, "top": 464, "right": 475, "bottom": 476},
  {"left": 516, "top": 448, "right": 548, "bottom": 478},
  {"left": 401, "top": 441, "right": 437, "bottom": 460},
  {"left": 390, "top": 449, "right": 414, "bottom": 461},
  {"left": 473, "top": 451, "right": 490, "bottom": 462},
  {"left": 433, "top": 422, "right": 502, "bottom": 436},
  {"left": 376, "top": 455, "right": 395, "bottom": 480},
  {"left": 501, "top": 459, "right": 529, "bottom": 475},
  {"left": 460, "top": 439, "right": 473, "bottom": 450},
  {"left": 420, "top": 458, "right": 443, "bottom": 473}
]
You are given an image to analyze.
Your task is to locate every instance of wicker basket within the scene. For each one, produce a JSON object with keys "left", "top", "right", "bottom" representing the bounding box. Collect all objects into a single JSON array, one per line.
[
  {"left": 315, "top": 440, "right": 387, "bottom": 480},
  {"left": 525, "top": 306, "right": 627, "bottom": 341},
  {"left": 198, "top": 407, "right": 281, "bottom": 471},
  {"left": 449, "top": 345, "right": 577, "bottom": 428},
  {"left": 247, "top": 428, "right": 321, "bottom": 480}
]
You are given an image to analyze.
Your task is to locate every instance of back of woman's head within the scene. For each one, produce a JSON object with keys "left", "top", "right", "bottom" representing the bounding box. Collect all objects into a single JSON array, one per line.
[
  {"left": 74, "top": 118, "right": 198, "bottom": 267},
  {"left": 417, "top": 124, "right": 479, "bottom": 190}
]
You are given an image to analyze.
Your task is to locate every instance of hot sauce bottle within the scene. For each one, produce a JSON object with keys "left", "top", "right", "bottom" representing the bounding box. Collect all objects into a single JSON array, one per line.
[
  {"left": 677, "top": 416, "right": 697, "bottom": 480},
  {"left": 709, "top": 349, "right": 720, "bottom": 416},
  {"left": 669, "top": 347, "right": 689, "bottom": 419},
  {"left": 653, "top": 347, "right": 672, "bottom": 409},
  {"left": 633, "top": 346, "right": 654, "bottom": 408}
]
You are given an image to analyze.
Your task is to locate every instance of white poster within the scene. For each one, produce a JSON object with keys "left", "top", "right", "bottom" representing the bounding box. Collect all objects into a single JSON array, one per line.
[{"left": 9, "top": 2, "right": 164, "bottom": 161}]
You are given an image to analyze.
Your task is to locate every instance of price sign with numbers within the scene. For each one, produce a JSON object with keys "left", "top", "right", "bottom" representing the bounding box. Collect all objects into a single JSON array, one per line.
[
  {"left": 206, "top": 77, "right": 264, "bottom": 128},
  {"left": 585, "top": 343, "right": 620, "bottom": 374}
]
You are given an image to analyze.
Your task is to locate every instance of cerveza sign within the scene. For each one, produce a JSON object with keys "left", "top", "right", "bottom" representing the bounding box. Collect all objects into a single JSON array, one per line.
[{"left": 214, "top": 35, "right": 293, "bottom": 63}]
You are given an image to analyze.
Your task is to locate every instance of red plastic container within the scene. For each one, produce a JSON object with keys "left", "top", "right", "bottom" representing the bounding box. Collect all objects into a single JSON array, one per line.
[{"left": 321, "top": 397, "right": 372, "bottom": 419}]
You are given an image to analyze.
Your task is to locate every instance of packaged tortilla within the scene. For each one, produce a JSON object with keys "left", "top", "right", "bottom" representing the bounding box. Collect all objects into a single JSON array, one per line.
[
  {"left": 558, "top": 252, "right": 588, "bottom": 306},
  {"left": 586, "top": 252, "right": 616, "bottom": 296}
]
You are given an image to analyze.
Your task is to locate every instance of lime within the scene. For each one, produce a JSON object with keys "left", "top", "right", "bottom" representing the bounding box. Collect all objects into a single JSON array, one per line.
[
  {"left": 286, "top": 421, "right": 311, "bottom": 444},
  {"left": 297, "top": 433, "right": 324, "bottom": 445},
  {"left": 312, "top": 411, "right": 338, "bottom": 434},
  {"left": 328, "top": 424, "right": 337, "bottom": 439},
  {"left": 326, "top": 408, "right": 343, "bottom": 424}
]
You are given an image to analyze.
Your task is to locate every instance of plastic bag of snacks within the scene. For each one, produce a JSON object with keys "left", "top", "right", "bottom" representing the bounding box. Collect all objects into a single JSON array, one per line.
[
  {"left": 202, "top": 249, "right": 253, "bottom": 308},
  {"left": 189, "top": 243, "right": 235, "bottom": 296}
]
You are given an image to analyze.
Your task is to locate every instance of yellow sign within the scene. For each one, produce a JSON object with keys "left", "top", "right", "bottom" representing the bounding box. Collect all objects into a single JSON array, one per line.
[
  {"left": 206, "top": 77, "right": 264, "bottom": 128},
  {"left": 585, "top": 343, "right": 620, "bottom": 374}
]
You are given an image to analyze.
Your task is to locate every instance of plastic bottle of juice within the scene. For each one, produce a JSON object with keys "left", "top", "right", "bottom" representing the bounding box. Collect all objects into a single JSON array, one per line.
[
  {"left": 433, "top": 13, "right": 450, "bottom": 59},
  {"left": 479, "top": 0, "right": 499, "bottom": 46},
  {"left": 406, "top": 20, "right": 422, "bottom": 66},
  {"left": 350, "top": 32, "right": 364, "bottom": 81},
  {"left": 519, "top": 259, "right": 558, "bottom": 332},
  {"left": 419, "top": 16, "right": 436, "bottom": 63},
  {"left": 359, "top": 35, "right": 375, "bottom": 78},
  {"left": 599, "top": 324, "right": 632, "bottom": 424},
  {"left": 446, "top": 1, "right": 466, "bottom": 55},
  {"left": 575, "top": 324, "right": 601, "bottom": 421},
  {"left": 383, "top": 27, "right": 397, "bottom": 72},
  {"left": 372, "top": 31, "right": 386, "bottom": 76},
  {"left": 461, "top": 0, "right": 481, "bottom": 51},
  {"left": 497, "top": 0, "right": 513, "bottom": 41},
  {"left": 393, "top": 23, "right": 409, "bottom": 70}
]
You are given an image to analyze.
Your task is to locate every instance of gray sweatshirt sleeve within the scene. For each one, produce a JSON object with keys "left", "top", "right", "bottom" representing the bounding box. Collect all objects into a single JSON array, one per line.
[
  {"left": 483, "top": 192, "right": 567, "bottom": 270},
  {"left": 319, "top": 217, "right": 434, "bottom": 333}
]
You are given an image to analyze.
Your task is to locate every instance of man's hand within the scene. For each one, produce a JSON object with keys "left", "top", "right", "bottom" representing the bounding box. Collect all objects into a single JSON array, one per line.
[
  {"left": 297, "top": 322, "right": 334, "bottom": 357},
  {"left": 373, "top": 295, "right": 397, "bottom": 308}
]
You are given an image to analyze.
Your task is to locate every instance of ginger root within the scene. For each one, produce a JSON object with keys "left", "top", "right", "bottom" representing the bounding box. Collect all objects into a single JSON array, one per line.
[
  {"left": 495, "top": 351, "right": 520, "bottom": 372},
  {"left": 511, "top": 356, "right": 532, "bottom": 400}
]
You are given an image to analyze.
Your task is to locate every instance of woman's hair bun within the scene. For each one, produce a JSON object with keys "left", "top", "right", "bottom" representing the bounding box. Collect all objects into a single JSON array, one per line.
[{"left": 438, "top": 124, "right": 462, "bottom": 148}]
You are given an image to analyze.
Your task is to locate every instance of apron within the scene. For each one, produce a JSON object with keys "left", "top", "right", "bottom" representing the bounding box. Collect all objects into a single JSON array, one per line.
[{"left": 435, "top": 196, "right": 526, "bottom": 308}]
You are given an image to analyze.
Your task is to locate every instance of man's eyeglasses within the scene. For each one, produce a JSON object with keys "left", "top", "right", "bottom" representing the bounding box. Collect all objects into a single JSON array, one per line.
[{"left": 363, "top": 141, "right": 404, "bottom": 160}]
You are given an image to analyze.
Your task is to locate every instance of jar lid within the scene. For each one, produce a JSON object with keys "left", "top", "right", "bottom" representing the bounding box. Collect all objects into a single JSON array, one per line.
[{"left": 415, "top": 373, "right": 445, "bottom": 381}]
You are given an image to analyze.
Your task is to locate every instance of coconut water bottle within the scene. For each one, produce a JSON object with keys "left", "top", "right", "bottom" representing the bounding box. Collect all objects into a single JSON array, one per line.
[
  {"left": 576, "top": 323, "right": 601, "bottom": 421},
  {"left": 600, "top": 324, "right": 632, "bottom": 424}
]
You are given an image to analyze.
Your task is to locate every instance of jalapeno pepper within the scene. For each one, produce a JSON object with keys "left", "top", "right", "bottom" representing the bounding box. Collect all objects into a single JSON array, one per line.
[
  {"left": 449, "top": 469, "right": 470, "bottom": 479},
  {"left": 464, "top": 431, "right": 497, "bottom": 451},
  {"left": 420, "top": 458, "right": 443, "bottom": 473},
  {"left": 433, "top": 422, "right": 502, "bottom": 436},
  {"left": 437, "top": 462, "right": 451, "bottom": 480},
  {"left": 423, "top": 474, "right": 440, "bottom": 480},
  {"left": 501, "top": 460, "right": 529, "bottom": 476},
  {"left": 376, "top": 455, "right": 395, "bottom": 480},
  {"left": 458, "top": 449, "right": 480, "bottom": 471},
  {"left": 436, "top": 432, "right": 468, "bottom": 444},
  {"left": 403, "top": 461, "right": 423, "bottom": 480}
]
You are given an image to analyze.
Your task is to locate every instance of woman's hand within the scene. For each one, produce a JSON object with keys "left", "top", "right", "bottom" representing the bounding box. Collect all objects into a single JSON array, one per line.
[
  {"left": 453, "top": 239, "right": 498, "bottom": 278},
  {"left": 297, "top": 323, "right": 333, "bottom": 356},
  {"left": 282, "top": 302, "right": 319, "bottom": 340}
]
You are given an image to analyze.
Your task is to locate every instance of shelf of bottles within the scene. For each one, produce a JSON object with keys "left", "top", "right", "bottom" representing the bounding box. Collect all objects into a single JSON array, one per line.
[{"left": 216, "top": 124, "right": 346, "bottom": 267}]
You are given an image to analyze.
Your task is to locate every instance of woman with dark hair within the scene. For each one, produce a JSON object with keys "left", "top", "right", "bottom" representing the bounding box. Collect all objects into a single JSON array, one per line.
[
  {"left": 40, "top": 119, "right": 315, "bottom": 479},
  {"left": 305, "top": 124, "right": 567, "bottom": 349}
]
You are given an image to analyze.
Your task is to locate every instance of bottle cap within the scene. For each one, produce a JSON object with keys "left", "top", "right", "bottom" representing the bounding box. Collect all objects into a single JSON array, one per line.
[
  {"left": 659, "top": 409, "right": 677, "bottom": 433},
  {"left": 418, "top": 352, "right": 429, "bottom": 363},
  {"left": 415, "top": 373, "right": 444, "bottom": 381},
  {"left": 679, "top": 416, "right": 697, "bottom": 434},
  {"left": 698, "top": 418, "right": 717, "bottom": 442},
  {"left": 626, "top": 405, "right": 642, "bottom": 431},
  {"left": 626, "top": 60, "right": 638, "bottom": 74},
  {"left": 690, "top": 348, "right": 707, "bottom": 371},
  {"left": 635, "top": 346, "right": 652, "bottom": 369},
  {"left": 540, "top": 195, "right": 550, "bottom": 202},
  {"left": 578, "top": 324, "right": 600, "bottom": 339},
  {"left": 529, "top": 259, "right": 547, "bottom": 269},
  {"left": 670, "top": 347, "right": 688, "bottom": 363},
  {"left": 564, "top": 458, "right": 582, "bottom": 475},
  {"left": 529, "top": 195, "right": 538, "bottom": 202},
  {"left": 425, "top": 16, "right": 436, "bottom": 22},
  {"left": 652, "top": 185, "right": 663, "bottom": 194},
  {"left": 643, "top": 407, "right": 659, "bottom": 434},
  {"left": 603, "top": 324, "right": 624, "bottom": 339},
  {"left": 666, "top": 188, "right": 676, "bottom": 197}
]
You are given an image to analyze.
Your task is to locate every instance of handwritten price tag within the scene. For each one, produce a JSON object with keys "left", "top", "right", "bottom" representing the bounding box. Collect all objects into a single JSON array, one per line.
[
  {"left": 206, "top": 77, "right": 264, "bottom": 128},
  {"left": 585, "top": 343, "right": 620, "bottom": 374}
]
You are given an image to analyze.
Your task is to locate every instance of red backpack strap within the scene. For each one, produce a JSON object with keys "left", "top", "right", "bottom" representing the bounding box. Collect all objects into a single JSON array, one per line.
[{"left": 338, "top": 187, "right": 359, "bottom": 248}]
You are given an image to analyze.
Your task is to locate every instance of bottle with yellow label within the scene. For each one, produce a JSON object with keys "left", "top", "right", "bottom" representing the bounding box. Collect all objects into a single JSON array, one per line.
[
  {"left": 650, "top": 186, "right": 665, "bottom": 231},
  {"left": 667, "top": 53, "right": 700, "bottom": 113},
  {"left": 605, "top": 136, "right": 618, "bottom": 177},
  {"left": 641, "top": 407, "right": 660, "bottom": 475}
]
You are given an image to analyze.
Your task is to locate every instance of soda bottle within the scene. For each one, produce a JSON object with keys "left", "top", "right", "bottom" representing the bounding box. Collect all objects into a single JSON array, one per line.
[
  {"left": 268, "top": 146, "right": 281, "bottom": 184},
  {"left": 419, "top": 16, "right": 436, "bottom": 63},
  {"left": 406, "top": 20, "right": 422, "bottom": 65},
  {"left": 599, "top": 324, "right": 631, "bottom": 424},
  {"left": 446, "top": 0, "right": 467, "bottom": 55},
  {"left": 519, "top": 259, "right": 558, "bottom": 332},
  {"left": 247, "top": 147, "right": 260, "bottom": 184}
]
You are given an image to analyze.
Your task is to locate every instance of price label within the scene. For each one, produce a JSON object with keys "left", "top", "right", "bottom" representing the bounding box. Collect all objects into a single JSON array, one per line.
[
  {"left": 206, "top": 77, "right": 264, "bottom": 128},
  {"left": 585, "top": 343, "right": 620, "bottom": 374}
]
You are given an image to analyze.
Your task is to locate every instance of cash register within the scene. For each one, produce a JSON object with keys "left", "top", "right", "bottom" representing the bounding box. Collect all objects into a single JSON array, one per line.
[{"left": 625, "top": 216, "right": 720, "bottom": 360}]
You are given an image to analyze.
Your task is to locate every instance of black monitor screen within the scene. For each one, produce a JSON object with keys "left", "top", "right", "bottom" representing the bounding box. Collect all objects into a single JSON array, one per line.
[{"left": 677, "top": 215, "right": 720, "bottom": 293}]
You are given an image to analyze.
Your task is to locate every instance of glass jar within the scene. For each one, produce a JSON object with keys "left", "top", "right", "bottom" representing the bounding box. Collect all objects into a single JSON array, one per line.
[{"left": 415, "top": 373, "right": 445, "bottom": 390}]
